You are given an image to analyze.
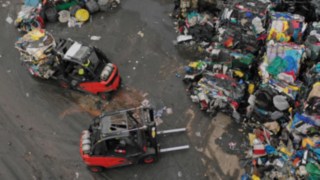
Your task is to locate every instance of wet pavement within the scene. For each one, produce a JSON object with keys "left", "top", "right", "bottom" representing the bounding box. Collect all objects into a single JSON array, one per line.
[{"left": 0, "top": 0, "right": 244, "bottom": 179}]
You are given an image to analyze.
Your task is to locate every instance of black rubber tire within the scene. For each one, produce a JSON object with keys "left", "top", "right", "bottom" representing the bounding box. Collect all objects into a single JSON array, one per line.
[
  {"left": 85, "top": 0, "right": 100, "bottom": 14},
  {"left": 88, "top": 166, "right": 103, "bottom": 173},
  {"left": 140, "top": 155, "right": 157, "bottom": 164},
  {"left": 45, "top": 7, "right": 58, "bottom": 22},
  {"left": 59, "top": 80, "right": 69, "bottom": 89},
  {"left": 98, "top": 92, "right": 112, "bottom": 101}
]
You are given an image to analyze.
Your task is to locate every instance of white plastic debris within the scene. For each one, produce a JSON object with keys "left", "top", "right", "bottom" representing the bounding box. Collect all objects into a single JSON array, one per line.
[
  {"left": 26, "top": 93, "right": 30, "bottom": 98},
  {"left": 177, "top": 35, "right": 192, "bottom": 42},
  {"left": 133, "top": 67, "right": 136, "bottom": 70},
  {"left": 6, "top": 16, "right": 13, "bottom": 24},
  {"left": 155, "top": 118, "right": 163, "bottom": 126},
  {"left": 90, "top": 36, "right": 101, "bottom": 41},
  {"left": 7, "top": 69, "right": 11, "bottom": 73},
  {"left": 195, "top": 132, "right": 201, "bottom": 137},
  {"left": 75, "top": 172, "right": 79, "bottom": 179},
  {"left": 137, "top": 31, "right": 144, "bottom": 38},
  {"left": 178, "top": 171, "right": 182, "bottom": 177},
  {"left": 141, "top": 99, "right": 151, "bottom": 107},
  {"left": 166, "top": 108, "right": 173, "bottom": 115}
]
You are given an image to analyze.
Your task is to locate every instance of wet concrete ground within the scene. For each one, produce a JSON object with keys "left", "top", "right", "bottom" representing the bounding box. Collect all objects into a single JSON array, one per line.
[{"left": 0, "top": 0, "right": 246, "bottom": 179}]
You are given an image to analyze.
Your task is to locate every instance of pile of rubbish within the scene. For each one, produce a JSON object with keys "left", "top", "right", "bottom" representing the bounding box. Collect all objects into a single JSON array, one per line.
[
  {"left": 15, "top": 0, "right": 121, "bottom": 31},
  {"left": 174, "top": 0, "right": 320, "bottom": 179},
  {"left": 15, "top": 29, "right": 57, "bottom": 78},
  {"left": 175, "top": 11, "right": 218, "bottom": 45},
  {"left": 184, "top": 60, "right": 246, "bottom": 121}
]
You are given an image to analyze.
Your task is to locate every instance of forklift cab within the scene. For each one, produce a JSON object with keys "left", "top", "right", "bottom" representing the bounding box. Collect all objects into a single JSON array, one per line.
[{"left": 80, "top": 107, "right": 159, "bottom": 172}]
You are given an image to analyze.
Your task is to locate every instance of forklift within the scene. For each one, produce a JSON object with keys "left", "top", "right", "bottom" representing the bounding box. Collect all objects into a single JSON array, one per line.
[
  {"left": 80, "top": 107, "right": 189, "bottom": 172},
  {"left": 15, "top": 30, "right": 121, "bottom": 100}
]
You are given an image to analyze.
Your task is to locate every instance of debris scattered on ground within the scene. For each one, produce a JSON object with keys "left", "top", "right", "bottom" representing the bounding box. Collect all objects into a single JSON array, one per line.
[
  {"left": 1, "top": 1, "right": 10, "bottom": 8},
  {"left": 228, "top": 142, "right": 236, "bottom": 150},
  {"left": 141, "top": 99, "right": 151, "bottom": 108},
  {"left": 6, "top": 15, "right": 13, "bottom": 24},
  {"left": 155, "top": 117, "right": 163, "bottom": 126},
  {"left": 166, "top": 107, "right": 173, "bottom": 115},
  {"left": 195, "top": 131, "right": 201, "bottom": 137},
  {"left": 177, "top": 171, "right": 182, "bottom": 178},
  {"left": 75, "top": 172, "right": 79, "bottom": 179},
  {"left": 59, "top": 87, "right": 145, "bottom": 118},
  {"left": 90, "top": 36, "right": 101, "bottom": 41},
  {"left": 26, "top": 93, "right": 30, "bottom": 97},
  {"left": 137, "top": 31, "right": 144, "bottom": 38}
]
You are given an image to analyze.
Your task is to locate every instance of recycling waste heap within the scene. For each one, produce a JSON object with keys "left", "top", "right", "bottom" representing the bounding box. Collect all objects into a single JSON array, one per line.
[{"left": 172, "top": 0, "right": 320, "bottom": 179}]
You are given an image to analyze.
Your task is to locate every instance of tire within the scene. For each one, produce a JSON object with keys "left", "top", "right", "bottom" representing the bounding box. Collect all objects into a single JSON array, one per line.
[
  {"left": 99, "top": 92, "right": 112, "bottom": 101},
  {"left": 141, "top": 155, "right": 157, "bottom": 164},
  {"left": 59, "top": 80, "right": 69, "bottom": 89},
  {"left": 88, "top": 166, "right": 103, "bottom": 173}
]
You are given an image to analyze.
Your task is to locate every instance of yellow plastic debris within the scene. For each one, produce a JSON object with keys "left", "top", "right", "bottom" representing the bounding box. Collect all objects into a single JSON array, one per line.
[
  {"left": 248, "top": 83, "right": 255, "bottom": 95},
  {"left": 252, "top": 174, "right": 260, "bottom": 180},
  {"left": 234, "top": 70, "right": 244, "bottom": 78},
  {"left": 248, "top": 133, "right": 256, "bottom": 146},
  {"left": 28, "top": 29, "right": 45, "bottom": 41},
  {"left": 75, "top": 9, "right": 90, "bottom": 22},
  {"left": 302, "top": 138, "right": 315, "bottom": 148},
  {"left": 280, "top": 147, "right": 293, "bottom": 156}
]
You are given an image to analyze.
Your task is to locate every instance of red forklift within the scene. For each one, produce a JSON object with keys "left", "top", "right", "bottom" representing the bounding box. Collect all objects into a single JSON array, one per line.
[
  {"left": 80, "top": 107, "right": 189, "bottom": 172},
  {"left": 15, "top": 30, "right": 121, "bottom": 99}
]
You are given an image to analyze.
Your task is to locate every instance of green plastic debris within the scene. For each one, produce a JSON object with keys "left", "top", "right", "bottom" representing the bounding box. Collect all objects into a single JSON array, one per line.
[
  {"left": 267, "top": 56, "right": 288, "bottom": 76},
  {"left": 240, "top": 54, "right": 254, "bottom": 65},
  {"left": 55, "top": 0, "right": 79, "bottom": 11},
  {"left": 306, "top": 163, "right": 320, "bottom": 179}
]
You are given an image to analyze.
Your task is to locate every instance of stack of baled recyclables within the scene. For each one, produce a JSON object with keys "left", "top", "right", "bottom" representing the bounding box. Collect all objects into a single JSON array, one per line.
[
  {"left": 172, "top": 0, "right": 320, "bottom": 179},
  {"left": 16, "top": 0, "right": 120, "bottom": 31}
]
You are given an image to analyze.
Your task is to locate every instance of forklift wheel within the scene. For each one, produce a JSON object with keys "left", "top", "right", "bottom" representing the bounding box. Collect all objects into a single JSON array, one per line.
[
  {"left": 142, "top": 155, "right": 157, "bottom": 164},
  {"left": 99, "top": 92, "right": 112, "bottom": 101},
  {"left": 88, "top": 166, "right": 103, "bottom": 173},
  {"left": 59, "top": 81, "right": 69, "bottom": 89}
]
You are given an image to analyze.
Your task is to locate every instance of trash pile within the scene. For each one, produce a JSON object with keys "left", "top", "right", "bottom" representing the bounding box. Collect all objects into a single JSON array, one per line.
[
  {"left": 15, "top": 29, "right": 57, "bottom": 79},
  {"left": 175, "top": 11, "right": 218, "bottom": 45},
  {"left": 174, "top": 0, "right": 320, "bottom": 179},
  {"left": 184, "top": 61, "right": 246, "bottom": 121},
  {"left": 15, "top": 0, "right": 121, "bottom": 31}
]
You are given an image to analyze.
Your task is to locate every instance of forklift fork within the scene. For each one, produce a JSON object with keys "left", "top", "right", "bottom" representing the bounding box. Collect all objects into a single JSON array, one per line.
[{"left": 157, "top": 128, "right": 190, "bottom": 153}]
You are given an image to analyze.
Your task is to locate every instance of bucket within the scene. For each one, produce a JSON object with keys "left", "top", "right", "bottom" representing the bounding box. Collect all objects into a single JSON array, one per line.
[
  {"left": 45, "top": 7, "right": 58, "bottom": 22},
  {"left": 75, "top": 9, "right": 90, "bottom": 22}
]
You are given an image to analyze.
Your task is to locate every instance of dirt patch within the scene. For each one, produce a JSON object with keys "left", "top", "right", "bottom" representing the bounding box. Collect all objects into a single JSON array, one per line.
[
  {"left": 60, "top": 87, "right": 145, "bottom": 118},
  {"left": 203, "top": 114, "right": 243, "bottom": 179},
  {"left": 185, "top": 108, "right": 196, "bottom": 136},
  {"left": 185, "top": 110, "right": 243, "bottom": 180}
]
